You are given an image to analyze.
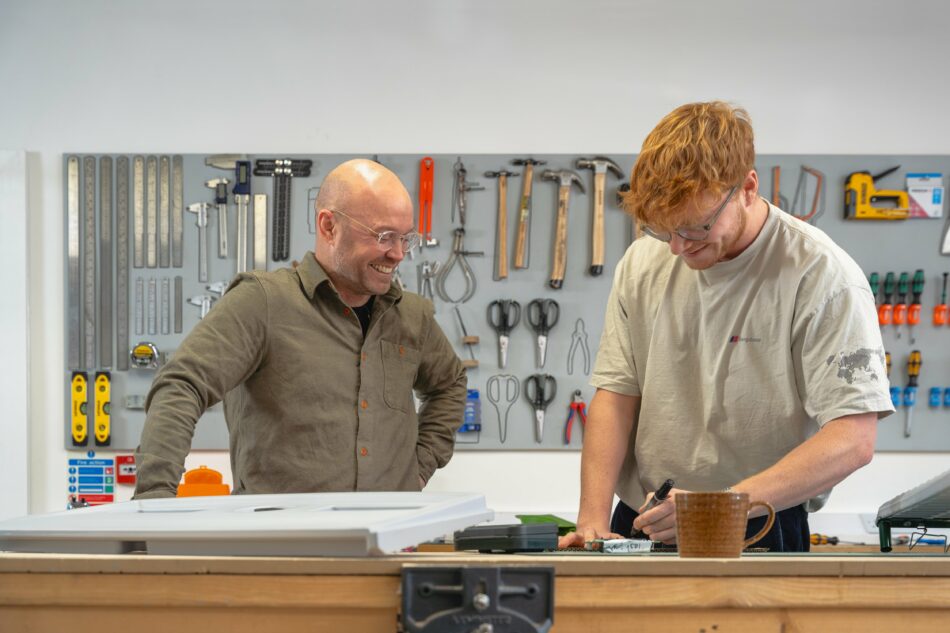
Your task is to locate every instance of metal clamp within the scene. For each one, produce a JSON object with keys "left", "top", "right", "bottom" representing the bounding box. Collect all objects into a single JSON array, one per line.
[{"left": 436, "top": 228, "right": 483, "bottom": 304}]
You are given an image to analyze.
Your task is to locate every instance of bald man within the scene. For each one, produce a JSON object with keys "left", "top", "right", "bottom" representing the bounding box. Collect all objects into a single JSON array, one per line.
[{"left": 134, "top": 160, "right": 467, "bottom": 498}]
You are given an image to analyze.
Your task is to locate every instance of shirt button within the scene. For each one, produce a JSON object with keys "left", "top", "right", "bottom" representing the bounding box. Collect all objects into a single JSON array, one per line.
[
  {"left": 361, "top": 400, "right": 368, "bottom": 409},
  {"left": 360, "top": 447, "right": 368, "bottom": 457}
]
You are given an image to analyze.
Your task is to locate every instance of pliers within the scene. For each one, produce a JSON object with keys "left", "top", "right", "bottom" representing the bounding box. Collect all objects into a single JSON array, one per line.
[{"left": 565, "top": 390, "right": 588, "bottom": 444}]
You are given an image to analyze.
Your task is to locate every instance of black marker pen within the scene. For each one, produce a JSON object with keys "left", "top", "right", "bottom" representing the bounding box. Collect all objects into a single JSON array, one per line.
[{"left": 631, "top": 478, "right": 675, "bottom": 539}]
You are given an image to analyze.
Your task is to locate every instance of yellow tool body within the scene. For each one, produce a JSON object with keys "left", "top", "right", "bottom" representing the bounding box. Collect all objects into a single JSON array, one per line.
[
  {"left": 71, "top": 372, "right": 88, "bottom": 446},
  {"left": 94, "top": 371, "right": 111, "bottom": 446},
  {"left": 844, "top": 167, "right": 910, "bottom": 220}
]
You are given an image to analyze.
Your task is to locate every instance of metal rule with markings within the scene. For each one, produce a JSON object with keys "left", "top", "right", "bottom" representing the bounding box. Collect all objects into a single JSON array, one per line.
[
  {"left": 147, "top": 277, "right": 157, "bottom": 335},
  {"left": 83, "top": 156, "right": 97, "bottom": 369},
  {"left": 134, "top": 278, "right": 144, "bottom": 335},
  {"left": 172, "top": 155, "right": 184, "bottom": 267},
  {"left": 253, "top": 193, "right": 267, "bottom": 270},
  {"left": 161, "top": 277, "right": 170, "bottom": 335},
  {"left": 133, "top": 156, "right": 144, "bottom": 268},
  {"left": 66, "top": 156, "right": 81, "bottom": 369},
  {"left": 115, "top": 156, "right": 130, "bottom": 371},
  {"left": 159, "top": 156, "right": 170, "bottom": 268},
  {"left": 174, "top": 275, "right": 183, "bottom": 333},
  {"left": 146, "top": 156, "right": 157, "bottom": 268},
  {"left": 98, "top": 156, "right": 113, "bottom": 369}
]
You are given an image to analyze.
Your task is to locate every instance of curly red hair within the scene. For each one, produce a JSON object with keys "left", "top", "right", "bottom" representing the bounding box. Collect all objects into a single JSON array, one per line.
[{"left": 622, "top": 101, "right": 755, "bottom": 230}]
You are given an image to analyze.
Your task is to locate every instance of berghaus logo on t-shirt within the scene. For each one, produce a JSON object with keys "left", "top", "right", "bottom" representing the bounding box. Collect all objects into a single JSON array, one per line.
[{"left": 728, "top": 335, "right": 762, "bottom": 343}]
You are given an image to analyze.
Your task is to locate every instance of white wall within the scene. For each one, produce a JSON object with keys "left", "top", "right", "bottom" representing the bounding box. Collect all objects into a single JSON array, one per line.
[{"left": 2, "top": 0, "right": 949, "bottom": 515}]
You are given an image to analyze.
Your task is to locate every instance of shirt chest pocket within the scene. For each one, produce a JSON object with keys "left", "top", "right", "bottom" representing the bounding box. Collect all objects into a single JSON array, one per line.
[{"left": 380, "top": 339, "right": 421, "bottom": 413}]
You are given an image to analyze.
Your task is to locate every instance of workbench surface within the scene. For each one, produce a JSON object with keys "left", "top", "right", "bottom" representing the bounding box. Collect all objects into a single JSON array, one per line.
[{"left": 3, "top": 551, "right": 949, "bottom": 632}]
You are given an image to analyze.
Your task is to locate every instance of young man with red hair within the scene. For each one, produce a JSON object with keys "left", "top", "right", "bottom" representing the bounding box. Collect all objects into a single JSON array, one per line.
[{"left": 560, "top": 102, "right": 893, "bottom": 552}]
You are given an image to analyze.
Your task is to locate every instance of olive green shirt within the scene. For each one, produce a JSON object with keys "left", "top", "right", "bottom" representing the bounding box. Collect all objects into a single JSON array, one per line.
[{"left": 133, "top": 252, "right": 467, "bottom": 498}]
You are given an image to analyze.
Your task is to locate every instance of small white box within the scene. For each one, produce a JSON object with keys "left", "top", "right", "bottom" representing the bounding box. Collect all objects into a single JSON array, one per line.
[{"left": 906, "top": 172, "right": 944, "bottom": 219}]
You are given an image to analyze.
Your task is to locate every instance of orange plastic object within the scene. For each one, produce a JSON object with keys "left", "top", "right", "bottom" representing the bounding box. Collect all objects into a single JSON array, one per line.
[
  {"left": 908, "top": 304, "right": 922, "bottom": 326},
  {"left": 176, "top": 465, "right": 230, "bottom": 497},
  {"left": 893, "top": 303, "right": 907, "bottom": 326},
  {"left": 878, "top": 304, "right": 893, "bottom": 326},
  {"left": 935, "top": 305, "right": 948, "bottom": 326}
]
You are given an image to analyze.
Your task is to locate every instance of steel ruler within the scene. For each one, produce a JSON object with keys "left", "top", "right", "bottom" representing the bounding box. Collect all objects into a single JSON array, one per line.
[
  {"left": 66, "top": 156, "right": 81, "bottom": 369},
  {"left": 98, "top": 156, "right": 113, "bottom": 369},
  {"left": 133, "top": 156, "right": 144, "bottom": 268},
  {"left": 115, "top": 156, "right": 130, "bottom": 370},
  {"left": 172, "top": 155, "right": 183, "bottom": 267},
  {"left": 83, "top": 156, "right": 97, "bottom": 369},
  {"left": 253, "top": 193, "right": 267, "bottom": 270},
  {"left": 146, "top": 155, "right": 157, "bottom": 268},
  {"left": 159, "top": 156, "right": 170, "bottom": 268}
]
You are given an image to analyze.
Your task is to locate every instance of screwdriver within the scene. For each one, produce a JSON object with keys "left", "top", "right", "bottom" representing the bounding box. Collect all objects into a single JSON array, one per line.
[
  {"left": 903, "top": 350, "right": 921, "bottom": 438},
  {"left": 810, "top": 533, "right": 840, "bottom": 546},
  {"left": 885, "top": 351, "right": 900, "bottom": 408},
  {"left": 879, "top": 272, "right": 895, "bottom": 326},
  {"left": 908, "top": 269, "right": 924, "bottom": 343},
  {"left": 893, "top": 271, "right": 909, "bottom": 338},
  {"left": 934, "top": 272, "right": 948, "bottom": 326}
]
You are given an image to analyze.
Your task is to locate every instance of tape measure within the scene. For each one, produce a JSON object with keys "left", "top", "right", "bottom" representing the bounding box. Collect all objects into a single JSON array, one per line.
[
  {"left": 94, "top": 372, "right": 111, "bottom": 446},
  {"left": 130, "top": 342, "right": 160, "bottom": 369}
]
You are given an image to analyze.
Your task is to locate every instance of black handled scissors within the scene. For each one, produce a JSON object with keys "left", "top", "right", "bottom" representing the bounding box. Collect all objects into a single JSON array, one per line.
[
  {"left": 524, "top": 373, "right": 557, "bottom": 443},
  {"left": 526, "top": 298, "right": 560, "bottom": 368},
  {"left": 487, "top": 300, "right": 521, "bottom": 368}
]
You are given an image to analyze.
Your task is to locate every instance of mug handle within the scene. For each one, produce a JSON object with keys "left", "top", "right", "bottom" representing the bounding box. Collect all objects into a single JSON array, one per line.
[{"left": 742, "top": 501, "right": 776, "bottom": 549}]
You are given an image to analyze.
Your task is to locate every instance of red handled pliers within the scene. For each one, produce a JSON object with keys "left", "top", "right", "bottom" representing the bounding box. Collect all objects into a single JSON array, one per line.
[{"left": 565, "top": 390, "right": 588, "bottom": 444}]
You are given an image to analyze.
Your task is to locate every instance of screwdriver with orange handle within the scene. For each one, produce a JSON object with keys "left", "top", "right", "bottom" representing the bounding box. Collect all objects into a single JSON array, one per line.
[
  {"left": 934, "top": 272, "right": 949, "bottom": 326},
  {"left": 908, "top": 269, "right": 924, "bottom": 343},
  {"left": 879, "top": 272, "right": 895, "bottom": 326},
  {"left": 893, "top": 272, "right": 909, "bottom": 338}
]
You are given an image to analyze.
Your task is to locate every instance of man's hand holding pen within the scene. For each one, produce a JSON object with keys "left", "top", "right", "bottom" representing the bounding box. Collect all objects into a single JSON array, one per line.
[{"left": 632, "top": 479, "right": 684, "bottom": 544}]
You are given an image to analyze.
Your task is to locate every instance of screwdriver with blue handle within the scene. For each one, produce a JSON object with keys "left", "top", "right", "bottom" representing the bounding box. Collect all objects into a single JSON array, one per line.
[
  {"left": 886, "top": 351, "right": 901, "bottom": 408},
  {"left": 631, "top": 478, "right": 675, "bottom": 539}
]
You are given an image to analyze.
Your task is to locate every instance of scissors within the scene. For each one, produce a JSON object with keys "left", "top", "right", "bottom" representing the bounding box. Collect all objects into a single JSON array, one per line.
[
  {"left": 486, "top": 374, "right": 520, "bottom": 444},
  {"left": 524, "top": 373, "right": 557, "bottom": 443},
  {"left": 526, "top": 298, "right": 560, "bottom": 368},
  {"left": 487, "top": 299, "right": 521, "bottom": 368}
]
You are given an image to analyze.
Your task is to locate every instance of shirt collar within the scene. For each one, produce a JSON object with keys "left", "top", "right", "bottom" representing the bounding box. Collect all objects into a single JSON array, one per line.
[{"left": 296, "top": 251, "right": 403, "bottom": 304}]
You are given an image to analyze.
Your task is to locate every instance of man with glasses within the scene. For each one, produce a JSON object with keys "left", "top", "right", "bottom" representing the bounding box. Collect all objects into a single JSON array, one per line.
[
  {"left": 134, "top": 159, "right": 467, "bottom": 498},
  {"left": 559, "top": 102, "right": 893, "bottom": 552}
]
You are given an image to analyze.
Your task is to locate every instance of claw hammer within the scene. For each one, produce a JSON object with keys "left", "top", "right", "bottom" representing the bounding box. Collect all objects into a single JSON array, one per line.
[
  {"left": 576, "top": 156, "right": 623, "bottom": 276},
  {"left": 541, "top": 169, "right": 585, "bottom": 289}
]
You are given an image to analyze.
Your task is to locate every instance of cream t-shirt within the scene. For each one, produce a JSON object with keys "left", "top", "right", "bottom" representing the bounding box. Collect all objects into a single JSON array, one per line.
[{"left": 591, "top": 202, "right": 894, "bottom": 512}]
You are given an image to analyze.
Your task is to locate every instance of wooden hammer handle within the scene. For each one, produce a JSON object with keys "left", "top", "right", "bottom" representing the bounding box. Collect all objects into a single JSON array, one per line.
[
  {"left": 513, "top": 164, "right": 535, "bottom": 269},
  {"left": 549, "top": 185, "right": 570, "bottom": 289},
  {"left": 495, "top": 176, "right": 509, "bottom": 280},
  {"left": 591, "top": 171, "right": 606, "bottom": 275}
]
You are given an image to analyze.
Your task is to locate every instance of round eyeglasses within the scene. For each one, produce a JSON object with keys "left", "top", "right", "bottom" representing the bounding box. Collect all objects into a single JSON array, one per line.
[
  {"left": 332, "top": 209, "right": 421, "bottom": 253},
  {"left": 641, "top": 185, "right": 738, "bottom": 242}
]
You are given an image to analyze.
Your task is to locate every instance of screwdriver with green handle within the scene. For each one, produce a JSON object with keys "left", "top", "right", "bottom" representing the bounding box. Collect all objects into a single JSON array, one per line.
[
  {"left": 908, "top": 269, "right": 924, "bottom": 343},
  {"left": 879, "top": 272, "right": 896, "bottom": 326},
  {"left": 934, "top": 272, "right": 949, "bottom": 326}
]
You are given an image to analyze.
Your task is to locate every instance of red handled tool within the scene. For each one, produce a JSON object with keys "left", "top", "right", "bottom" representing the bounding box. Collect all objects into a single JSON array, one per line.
[
  {"left": 418, "top": 157, "right": 436, "bottom": 247},
  {"left": 879, "top": 272, "right": 895, "bottom": 326},
  {"left": 893, "top": 272, "right": 909, "bottom": 337},
  {"left": 564, "top": 390, "right": 588, "bottom": 444},
  {"left": 908, "top": 269, "right": 924, "bottom": 343},
  {"left": 934, "top": 272, "right": 948, "bottom": 326}
]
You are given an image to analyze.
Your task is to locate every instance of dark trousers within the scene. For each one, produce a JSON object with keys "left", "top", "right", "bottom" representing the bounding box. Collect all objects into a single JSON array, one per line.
[{"left": 610, "top": 499, "right": 810, "bottom": 553}]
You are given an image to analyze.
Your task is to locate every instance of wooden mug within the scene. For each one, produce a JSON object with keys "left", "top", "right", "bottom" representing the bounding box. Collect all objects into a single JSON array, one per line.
[{"left": 674, "top": 491, "right": 775, "bottom": 558}]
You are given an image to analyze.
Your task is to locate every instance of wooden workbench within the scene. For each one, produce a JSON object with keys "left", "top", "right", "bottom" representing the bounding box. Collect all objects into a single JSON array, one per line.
[{"left": 2, "top": 551, "right": 949, "bottom": 632}]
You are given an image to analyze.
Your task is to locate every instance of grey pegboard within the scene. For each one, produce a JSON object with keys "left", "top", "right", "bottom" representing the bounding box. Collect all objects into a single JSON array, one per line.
[{"left": 63, "top": 154, "right": 950, "bottom": 453}]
